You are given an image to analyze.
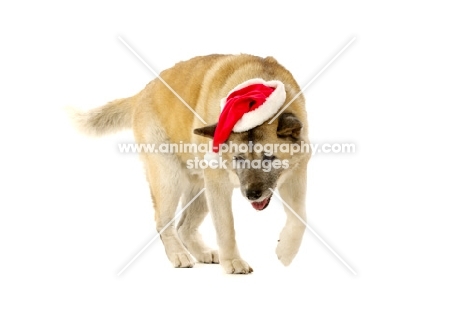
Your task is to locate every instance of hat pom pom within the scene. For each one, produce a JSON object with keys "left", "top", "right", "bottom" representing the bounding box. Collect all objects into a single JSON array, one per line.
[{"left": 204, "top": 152, "right": 220, "bottom": 168}]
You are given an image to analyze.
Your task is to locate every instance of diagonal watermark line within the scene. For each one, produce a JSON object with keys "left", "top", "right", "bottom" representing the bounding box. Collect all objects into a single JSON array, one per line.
[
  {"left": 118, "top": 36, "right": 207, "bottom": 124},
  {"left": 269, "top": 37, "right": 356, "bottom": 124},
  {"left": 269, "top": 188, "right": 357, "bottom": 275},
  {"left": 117, "top": 188, "right": 206, "bottom": 276}
]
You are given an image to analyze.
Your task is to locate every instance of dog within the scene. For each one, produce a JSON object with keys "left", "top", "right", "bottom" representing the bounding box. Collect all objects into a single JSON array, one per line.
[{"left": 74, "top": 54, "right": 311, "bottom": 274}]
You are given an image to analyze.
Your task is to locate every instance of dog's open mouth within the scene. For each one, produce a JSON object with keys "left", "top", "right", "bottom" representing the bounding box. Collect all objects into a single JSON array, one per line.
[{"left": 251, "top": 195, "right": 272, "bottom": 211}]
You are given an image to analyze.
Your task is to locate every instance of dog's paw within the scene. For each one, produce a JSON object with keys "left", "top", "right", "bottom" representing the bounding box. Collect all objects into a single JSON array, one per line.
[
  {"left": 194, "top": 250, "right": 219, "bottom": 264},
  {"left": 168, "top": 252, "right": 195, "bottom": 268},
  {"left": 178, "top": 230, "right": 218, "bottom": 264},
  {"left": 221, "top": 258, "right": 253, "bottom": 274},
  {"left": 276, "top": 237, "right": 301, "bottom": 266}
]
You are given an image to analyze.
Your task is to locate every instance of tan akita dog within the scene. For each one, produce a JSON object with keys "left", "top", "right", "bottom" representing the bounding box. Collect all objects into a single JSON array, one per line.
[{"left": 74, "top": 54, "right": 311, "bottom": 274}]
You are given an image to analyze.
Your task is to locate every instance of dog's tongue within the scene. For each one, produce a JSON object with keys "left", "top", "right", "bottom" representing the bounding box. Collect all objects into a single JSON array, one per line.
[{"left": 251, "top": 197, "right": 269, "bottom": 211}]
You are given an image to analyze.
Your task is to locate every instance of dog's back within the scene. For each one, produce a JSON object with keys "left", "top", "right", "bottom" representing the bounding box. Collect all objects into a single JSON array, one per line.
[{"left": 73, "top": 54, "right": 307, "bottom": 149}]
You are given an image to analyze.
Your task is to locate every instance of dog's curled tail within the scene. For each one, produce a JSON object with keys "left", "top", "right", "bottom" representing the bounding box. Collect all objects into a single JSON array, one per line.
[{"left": 68, "top": 98, "right": 133, "bottom": 136}]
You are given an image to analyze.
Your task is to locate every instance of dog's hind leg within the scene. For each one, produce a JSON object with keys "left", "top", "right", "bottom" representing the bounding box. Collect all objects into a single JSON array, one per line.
[
  {"left": 177, "top": 180, "right": 219, "bottom": 264},
  {"left": 144, "top": 153, "right": 195, "bottom": 268}
]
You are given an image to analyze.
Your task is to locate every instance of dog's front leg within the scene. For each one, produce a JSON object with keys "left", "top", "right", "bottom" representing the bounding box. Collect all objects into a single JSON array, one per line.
[
  {"left": 276, "top": 160, "right": 308, "bottom": 266},
  {"left": 204, "top": 169, "right": 253, "bottom": 274}
]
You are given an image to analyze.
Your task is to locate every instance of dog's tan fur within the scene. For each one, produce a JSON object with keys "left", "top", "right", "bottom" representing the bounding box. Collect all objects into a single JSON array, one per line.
[{"left": 74, "top": 54, "right": 311, "bottom": 274}]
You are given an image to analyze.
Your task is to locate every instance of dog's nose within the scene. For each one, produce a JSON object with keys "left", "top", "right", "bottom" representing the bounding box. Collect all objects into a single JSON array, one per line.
[{"left": 246, "top": 189, "right": 262, "bottom": 200}]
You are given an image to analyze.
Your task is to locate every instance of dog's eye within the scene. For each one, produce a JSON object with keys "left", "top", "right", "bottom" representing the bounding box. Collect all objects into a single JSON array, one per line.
[
  {"left": 233, "top": 155, "right": 245, "bottom": 161},
  {"left": 263, "top": 154, "right": 276, "bottom": 161}
]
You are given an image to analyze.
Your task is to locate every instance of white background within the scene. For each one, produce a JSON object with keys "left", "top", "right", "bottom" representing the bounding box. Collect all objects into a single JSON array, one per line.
[{"left": 1, "top": 1, "right": 467, "bottom": 310}]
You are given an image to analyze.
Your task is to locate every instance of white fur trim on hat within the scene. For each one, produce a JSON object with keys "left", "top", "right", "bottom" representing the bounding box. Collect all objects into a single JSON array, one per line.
[{"left": 219, "top": 78, "right": 286, "bottom": 133}]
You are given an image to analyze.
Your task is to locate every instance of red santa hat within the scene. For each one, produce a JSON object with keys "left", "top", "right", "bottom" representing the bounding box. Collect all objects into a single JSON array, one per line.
[{"left": 210, "top": 78, "right": 286, "bottom": 155}]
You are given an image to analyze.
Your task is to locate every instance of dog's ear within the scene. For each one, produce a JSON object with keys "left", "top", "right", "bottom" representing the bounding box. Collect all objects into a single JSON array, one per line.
[
  {"left": 193, "top": 123, "right": 217, "bottom": 138},
  {"left": 277, "top": 113, "right": 302, "bottom": 140}
]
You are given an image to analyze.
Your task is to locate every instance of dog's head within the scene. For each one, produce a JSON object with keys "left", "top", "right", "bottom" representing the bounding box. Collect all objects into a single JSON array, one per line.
[{"left": 194, "top": 113, "right": 308, "bottom": 211}]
